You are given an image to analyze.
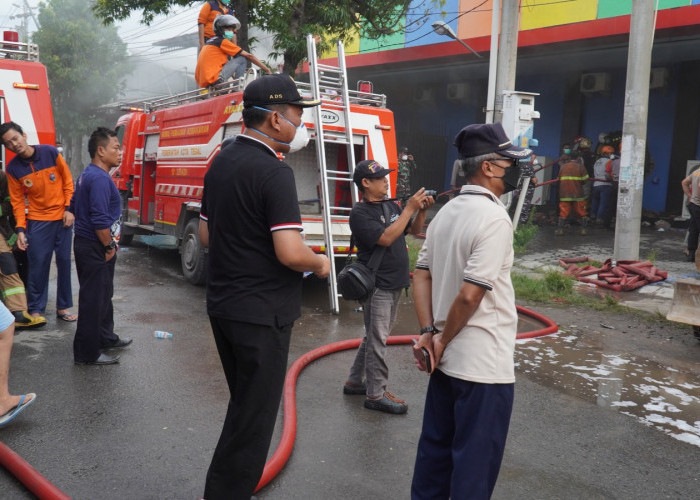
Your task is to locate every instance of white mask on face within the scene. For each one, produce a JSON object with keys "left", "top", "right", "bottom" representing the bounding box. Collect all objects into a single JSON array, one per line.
[
  {"left": 249, "top": 106, "right": 310, "bottom": 153},
  {"left": 287, "top": 122, "right": 309, "bottom": 153}
]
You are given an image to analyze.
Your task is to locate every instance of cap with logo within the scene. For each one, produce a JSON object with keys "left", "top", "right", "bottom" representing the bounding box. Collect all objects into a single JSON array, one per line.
[
  {"left": 352, "top": 159, "right": 394, "bottom": 186},
  {"left": 453, "top": 122, "right": 531, "bottom": 160},
  {"left": 243, "top": 74, "right": 321, "bottom": 108}
]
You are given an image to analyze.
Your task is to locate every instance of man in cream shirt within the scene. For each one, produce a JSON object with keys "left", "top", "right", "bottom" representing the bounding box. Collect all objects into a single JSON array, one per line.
[{"left": 411, "top": 122, "right": 530, "bottom": 499}]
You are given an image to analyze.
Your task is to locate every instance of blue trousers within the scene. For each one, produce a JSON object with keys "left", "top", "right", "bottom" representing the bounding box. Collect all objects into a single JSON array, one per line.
[
  {"left": 591, "top": 184, "right": 613, "bottom": 221},
  {"left": 73, "top": 236, "right": 117, "bottom": 362},
  {"left": 26, "top": 219, "right": 73, "bottom": 314},
  {"left": 411, "top": 370, "right": 514, "bottom": 500}
]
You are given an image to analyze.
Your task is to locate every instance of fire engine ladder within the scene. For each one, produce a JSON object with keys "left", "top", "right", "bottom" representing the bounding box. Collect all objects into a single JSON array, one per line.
[{"left": 306, "top": 34, "right": 359, "bottom": 314}]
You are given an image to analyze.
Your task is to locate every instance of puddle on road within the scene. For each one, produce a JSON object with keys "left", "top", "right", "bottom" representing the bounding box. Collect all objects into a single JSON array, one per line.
[{"left": 515, "top": 331, "right": 700, "bottom": 447}]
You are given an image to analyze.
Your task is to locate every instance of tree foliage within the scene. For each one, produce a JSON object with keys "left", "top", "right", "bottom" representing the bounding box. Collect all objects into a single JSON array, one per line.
[
  {"left": 33, "top": 0, "right": 129, "bottom": 167},
  {"left": 92, "top": 0, "right": 440, "bottom": 76}
]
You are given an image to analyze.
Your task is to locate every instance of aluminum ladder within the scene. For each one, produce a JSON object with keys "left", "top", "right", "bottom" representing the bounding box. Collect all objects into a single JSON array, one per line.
[{"left": 306, "top": 34, "right": 359, "bottom": 314}]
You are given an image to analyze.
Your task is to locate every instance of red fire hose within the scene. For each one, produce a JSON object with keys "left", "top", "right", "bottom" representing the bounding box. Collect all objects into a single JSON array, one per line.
[
  {"left": 0, "top": 441, "right": 70, "bottom": 499},
  {"left": 256, "top": 304, "right": 557, "bottom": 492},
  {"left": 0, "top": 306, "right": 556, "bottom": 497}
]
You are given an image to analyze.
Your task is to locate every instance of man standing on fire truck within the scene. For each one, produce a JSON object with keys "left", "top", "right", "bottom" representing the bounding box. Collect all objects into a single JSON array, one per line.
[
  {"left": 0, "top": 121, "right": 77, "bottom": 323},
  {"left": 198, "top": 74, "right": 330, "bottom": 499}
]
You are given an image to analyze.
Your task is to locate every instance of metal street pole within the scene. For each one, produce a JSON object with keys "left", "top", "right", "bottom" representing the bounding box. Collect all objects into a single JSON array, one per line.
[
  {"left": 485, "top": 0, "right": 500, "bottom": 124},
  {"left": 614, "top": 0, "right": 655, "bottom": 261},
  {"left": 493, "top": 0, "right": 520, "bottom": 123}
]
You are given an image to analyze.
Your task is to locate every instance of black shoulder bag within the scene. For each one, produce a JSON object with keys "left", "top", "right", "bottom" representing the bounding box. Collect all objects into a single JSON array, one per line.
[{"left": 337, "top": 202, "right": 390, "bottom": 302}]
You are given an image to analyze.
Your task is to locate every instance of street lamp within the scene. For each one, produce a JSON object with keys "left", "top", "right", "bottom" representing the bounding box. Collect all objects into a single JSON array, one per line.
[
  {"left": 432, "top": 7, "right": 500, "bottom": 124},
  {"left": 431, "top": 21, "right": 482, "bottom": 58}
]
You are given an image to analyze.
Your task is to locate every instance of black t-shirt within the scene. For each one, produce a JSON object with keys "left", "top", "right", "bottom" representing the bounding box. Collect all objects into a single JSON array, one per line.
[
  {"left": 349, "top": 200, "right": 410, "bottom": 290},
  {"left": 200, "top": 136, "right": 303, "bottom": 326}
]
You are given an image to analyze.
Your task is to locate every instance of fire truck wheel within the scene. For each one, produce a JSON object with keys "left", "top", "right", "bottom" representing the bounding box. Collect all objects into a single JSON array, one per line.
[{"left": 181, "top": 218, "right": 207, "bottom": 285}]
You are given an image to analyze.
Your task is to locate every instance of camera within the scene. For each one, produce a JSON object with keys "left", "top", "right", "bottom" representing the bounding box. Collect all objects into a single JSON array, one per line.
[{"left": 424, "top": 189, "right": 437, "bottom": 199}]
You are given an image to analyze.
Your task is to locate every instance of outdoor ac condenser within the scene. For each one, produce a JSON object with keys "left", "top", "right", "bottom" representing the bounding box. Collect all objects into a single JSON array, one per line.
[
  {"left": 446, "top": 82, "right": 469, "bottom": 102},
  {"left": 649, "top": 67, "right": 669, "bottom": 89},
  {"left": 580, "top": 72, "right": 611, "bottom": 93},
  {"left": 413, "top": 86, "right": 433, "bottom": 103}
]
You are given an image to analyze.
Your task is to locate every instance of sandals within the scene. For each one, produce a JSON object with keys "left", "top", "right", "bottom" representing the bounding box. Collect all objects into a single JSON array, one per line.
[{"left": 56, "top": 311, "right": 78, "bottom": 322}]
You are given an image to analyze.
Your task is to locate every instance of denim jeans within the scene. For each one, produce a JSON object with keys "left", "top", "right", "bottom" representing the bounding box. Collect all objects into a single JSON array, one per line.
[
  {"left": 347, "top": 288, "right": 401, "bottom": 399},
  {"left": 591, "top": 184, "right": 613, "bottom": 220},
  {"left": 219, "top": 55, "right": 246, "bottom": 82}
]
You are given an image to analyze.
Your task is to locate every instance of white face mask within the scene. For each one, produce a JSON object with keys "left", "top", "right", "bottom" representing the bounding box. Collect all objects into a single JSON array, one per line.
[
  {"left": 287, "top": 122, "right": 309, "bottom": 153},
  {"left": 250, "top": 106, "right": 310, "bottom": 153}
]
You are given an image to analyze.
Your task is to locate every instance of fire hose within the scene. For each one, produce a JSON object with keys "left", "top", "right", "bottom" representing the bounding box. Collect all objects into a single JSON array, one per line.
[
  {"left": 255, "top": 304, "right": 557, "bottom": 492},
  {"left": 0, "top": 306, "right": 557, "bottom": 498}
]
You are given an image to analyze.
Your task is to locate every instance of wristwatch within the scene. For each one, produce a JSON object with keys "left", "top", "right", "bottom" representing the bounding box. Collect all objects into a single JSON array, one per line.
[
  {"left": 420, "top": 325, "right": 438, "bottom": 335},
  {"left": 104, "top": 240, "right": 117, "bottom": 252}
]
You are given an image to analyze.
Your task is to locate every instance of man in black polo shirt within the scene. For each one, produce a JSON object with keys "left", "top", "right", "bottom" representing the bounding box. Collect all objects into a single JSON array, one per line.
[
  {"left": 343, "top": 160, "right": 434, "bottom": 414},
  {"left": 198, "top": 74, "right": 330, "bottom": 499}
]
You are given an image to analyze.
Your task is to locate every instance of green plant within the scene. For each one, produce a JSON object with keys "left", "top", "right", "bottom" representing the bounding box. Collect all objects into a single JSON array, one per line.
[
  {"left": 645, "top": 248, "right": 658, "bottom": 263},
  {"left": 513, "top": 223, "right": 538, "bottom": 254},
  {"left": 406, "top": 235, "right": 423, "bottom": 271}
]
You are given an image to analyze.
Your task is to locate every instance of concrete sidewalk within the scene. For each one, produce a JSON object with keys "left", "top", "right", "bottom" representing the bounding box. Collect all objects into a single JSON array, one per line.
[{"left": 512, "top": 222, "right": 700, "bottom": 317}]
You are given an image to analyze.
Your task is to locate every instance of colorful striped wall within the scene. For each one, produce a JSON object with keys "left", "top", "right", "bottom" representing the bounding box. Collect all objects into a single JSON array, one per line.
[{"left": 321, "top": 0, "right": 700, "bottom": 58}]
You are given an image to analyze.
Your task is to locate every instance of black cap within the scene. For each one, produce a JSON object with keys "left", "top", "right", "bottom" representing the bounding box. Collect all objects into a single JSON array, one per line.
[
  {"left": 454, "top": 122, "right": 531, "bottom": 160},
  {"left": 243, "top": 74, "right": 320, "bottom": 108},
  {"left": 352, "top": 160, "right": 394, "bottom": 185}
]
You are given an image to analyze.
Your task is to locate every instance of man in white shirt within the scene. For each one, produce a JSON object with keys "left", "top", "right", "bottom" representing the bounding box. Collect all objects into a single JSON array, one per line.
[{"left": 411, "top": 122, "right": 530, "bottom": 499}]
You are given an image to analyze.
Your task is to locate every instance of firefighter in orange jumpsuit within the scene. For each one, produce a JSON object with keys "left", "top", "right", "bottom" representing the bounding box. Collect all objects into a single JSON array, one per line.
[
  {"left": 197, "top": 0, "right": 232, "bottom": 53},
  {"left": 194, "top": 15, "right": 271, "bottom": 89}
]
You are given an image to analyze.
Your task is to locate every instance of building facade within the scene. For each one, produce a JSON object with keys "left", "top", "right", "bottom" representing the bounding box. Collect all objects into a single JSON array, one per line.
[{"left": 322, "top": 1, "right": 700, "bottom": 214}]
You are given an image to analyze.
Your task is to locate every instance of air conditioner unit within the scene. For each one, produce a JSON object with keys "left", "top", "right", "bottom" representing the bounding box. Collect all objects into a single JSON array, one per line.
[
  {"left": 580, "top": 72, "right": 610, "bottom": 93},
  {"left": 649, "top": 67, "right": 669, "bottom": 89},
  {"left": 413, "top": 86, "right": 433, "bottom": 103},
  {"left": 446, "top": 83, "right": 469, "bottom": 101}
]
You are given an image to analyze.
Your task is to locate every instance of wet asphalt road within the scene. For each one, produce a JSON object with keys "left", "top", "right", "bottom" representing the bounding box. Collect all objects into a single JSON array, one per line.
[{"left": 0, "top": 237, "right": 698, "bottom": 499}]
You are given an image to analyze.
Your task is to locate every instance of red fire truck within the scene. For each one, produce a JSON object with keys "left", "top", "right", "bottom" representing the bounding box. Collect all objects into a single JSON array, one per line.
[
  {"left": 112, "top": 38, "right": 398, "bottom": 312},
  {"left": 0, "top": 32, "right": 56, "bottom": 168}
]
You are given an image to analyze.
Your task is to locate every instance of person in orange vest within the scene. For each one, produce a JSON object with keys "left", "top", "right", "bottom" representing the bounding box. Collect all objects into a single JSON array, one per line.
[
  {"left": 555, "top": 153, "right": 590, "bottom": 235},
  {"left": 0, "top": 121, "right": 77, "bottom": 323},
  {"left": 194, "top": 15, "right": 271, "bottom": 89},
  {"left": 197, "top": 0, "right": 232, "bottom": 53}
]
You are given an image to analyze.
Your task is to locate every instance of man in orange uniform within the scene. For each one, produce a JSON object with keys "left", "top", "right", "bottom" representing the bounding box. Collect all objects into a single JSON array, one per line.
[
  {"left": 0, "top": 122, "right": 76, "bottom": 322},
  {"left": 197, "top": 0, "right": 231, "bottom": 53},
  {"left": 555, "top": 153, "right": 590, "bottom": 235},
  {"left": 195, "top": 15, "right": 271, "bottom": 88}
]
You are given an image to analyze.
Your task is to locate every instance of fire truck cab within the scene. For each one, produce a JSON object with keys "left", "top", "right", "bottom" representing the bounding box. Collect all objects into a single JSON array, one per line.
[{"left": 0, "top": 32, "right": 56, "bottom": 169}]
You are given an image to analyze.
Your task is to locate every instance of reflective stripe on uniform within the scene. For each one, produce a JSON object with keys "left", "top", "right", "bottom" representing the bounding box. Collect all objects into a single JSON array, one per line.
[{"left": 2, "top": 286, "right": 25, "bottom": 297}]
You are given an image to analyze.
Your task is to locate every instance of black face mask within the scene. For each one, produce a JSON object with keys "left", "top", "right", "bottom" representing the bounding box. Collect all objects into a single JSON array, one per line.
[{"left": 493, "top": 161, "right": 521, "bottom": 193}]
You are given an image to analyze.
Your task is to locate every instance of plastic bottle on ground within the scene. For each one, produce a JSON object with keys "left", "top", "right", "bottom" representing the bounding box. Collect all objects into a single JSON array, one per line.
[{"left": 154, "top": 330, "right": 173, "bottom": 339}]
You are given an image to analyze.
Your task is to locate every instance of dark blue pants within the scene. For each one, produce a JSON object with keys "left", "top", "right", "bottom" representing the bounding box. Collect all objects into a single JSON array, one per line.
[
  {"left": 591, "top": 185, "right": 613, "bottom": 221},
  {"left": 411, "top": 370, "right": 514, "bottom": 500},
  {"left": 204, "top": 317, "right": 292, "bottom": 500},
  {"left": 73, "top": 236, "right": 117, "bottom": 362},
  {"left": 26, "top": 219, "right": 73, "bottom": 314},
  {"left": 688, "top": 203, "right": 700, "bottom": 255}
]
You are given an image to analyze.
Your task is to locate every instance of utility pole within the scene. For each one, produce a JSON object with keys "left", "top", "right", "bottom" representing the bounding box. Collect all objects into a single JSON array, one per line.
[
  {"left": 11, "top": 0, "right": 39, "bottom": 42},
  {"left": 484, "top": 0, "right": 500, "bottom": 124},
  {"left": 614, "top": 0, "right": 655, "bottom": 261},
  {"left": 493, "top": 0, "right": 520, "bottom": 123}
]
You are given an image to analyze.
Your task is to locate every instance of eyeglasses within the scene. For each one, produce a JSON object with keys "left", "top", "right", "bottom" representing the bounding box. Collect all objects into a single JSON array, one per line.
[{"left": 490, "top": 158, "right": 515, "bottom": 169}]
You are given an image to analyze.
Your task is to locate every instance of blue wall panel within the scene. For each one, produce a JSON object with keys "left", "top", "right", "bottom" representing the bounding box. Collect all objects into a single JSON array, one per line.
[{"left": 405, "top": 0, "right": 462, "bottom": 48}]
